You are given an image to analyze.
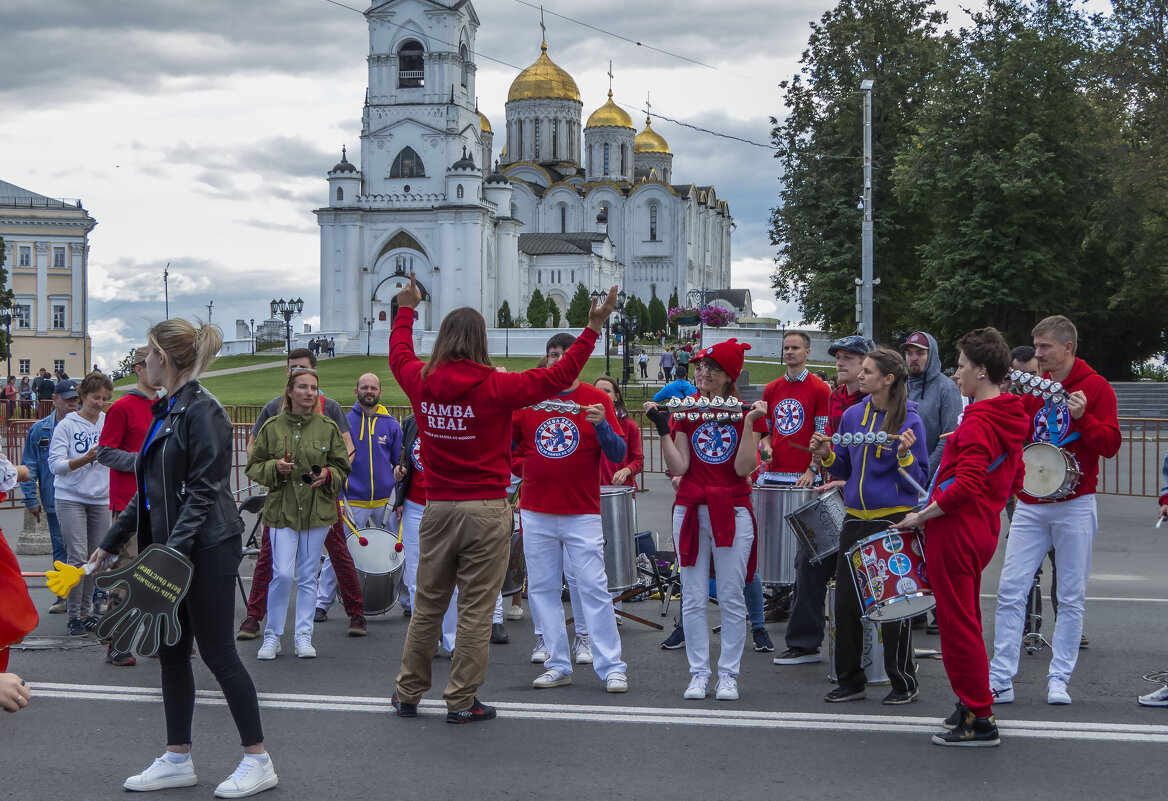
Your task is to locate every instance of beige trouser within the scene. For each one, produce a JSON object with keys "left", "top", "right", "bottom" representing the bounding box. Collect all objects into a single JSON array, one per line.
[{"left": 395, "top": 498, "right": 512, "bottom": 712}]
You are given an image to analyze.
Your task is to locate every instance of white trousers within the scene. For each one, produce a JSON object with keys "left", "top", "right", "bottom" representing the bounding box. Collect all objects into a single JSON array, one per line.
[
  {"left": 522, "top": 510, "right": 626, "bottom": 680},
  {"left": 673, "top": 506, "right": 754, "bottom": 679},
  {"left": 316, "top": 504, "right": 391, "bottom": 608},
  {"left": 990, "top": 495, "right": 1098, "bottom": 686},
  {"left": 531, "top": 549, "right": 588, "bottom": 638},
  {"left": 267, "top": 525, "right": 329, "bottom": 638}
]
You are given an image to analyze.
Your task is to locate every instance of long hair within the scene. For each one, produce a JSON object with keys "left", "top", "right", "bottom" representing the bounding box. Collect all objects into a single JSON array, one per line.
[
  {"left": 594, "top": 375, "right": 627, "bottom": 419},
  {"left": 282, "top": 368, "right": 320, "bottom": 414},
  {"left": 146, "top": 318, "right": 223, "bottom": 387},
  {"left": 865, "top": 346, "right": 909, "bottom": 436},
  {"left": 423, "top": 307, "right": 491, "bottom": 378}
]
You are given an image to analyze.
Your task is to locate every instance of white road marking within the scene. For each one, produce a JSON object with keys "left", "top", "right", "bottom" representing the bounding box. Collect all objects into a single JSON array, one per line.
[
  {"left": 30, "top": 682, "right": 1168, "bottom": 744},
  {"left": 979, "top": 594, "right": 1168, "bottom": 603}
]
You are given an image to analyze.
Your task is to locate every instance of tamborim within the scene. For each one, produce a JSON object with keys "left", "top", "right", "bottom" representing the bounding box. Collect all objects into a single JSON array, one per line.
[
  {"left": 1022, "top": 442, "right": 1081, "bottom": 500},
  {"left": 601, "top": 485, "right": 638, "bottom": 592},
  {"left": 847, "top": 525, "right": 934, "bottom": 622},
  {"left": 346, "top": 526, "right": 406, "bottom": 616}
]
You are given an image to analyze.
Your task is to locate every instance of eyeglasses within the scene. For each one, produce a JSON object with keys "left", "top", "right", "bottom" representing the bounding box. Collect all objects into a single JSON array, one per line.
[
  {"left": 289, "top": 367, "right": 318, "bottom": 376},
  {"left": 695, "top": 360, "right": 724, "bottom": 374}
]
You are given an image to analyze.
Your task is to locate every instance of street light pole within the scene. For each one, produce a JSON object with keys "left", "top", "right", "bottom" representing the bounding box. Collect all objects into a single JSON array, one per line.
[
  {"left": 1, "top": 309, "right": 11, "bottom": 379},
  {"left": 249, "top": 318, "right": 255, "bottom": 355},
  {"left": 270, "top": 298, "right": 304, "bottom": 354},
  {"left": 860, "top": 78, "right": 876, "bottom": 341},
  {"left": 363, "top": 317, "right": 373, "bottom": 357}
]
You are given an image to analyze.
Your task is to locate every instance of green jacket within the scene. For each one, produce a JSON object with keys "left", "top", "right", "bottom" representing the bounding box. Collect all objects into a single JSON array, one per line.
[{"left": 246, "top": 411, "right": 351, "bottom": 530}]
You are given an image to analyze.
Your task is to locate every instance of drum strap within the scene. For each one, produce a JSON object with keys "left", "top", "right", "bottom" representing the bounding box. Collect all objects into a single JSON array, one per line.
[
  {"left": 1043, "top": 399, "right": 1081, "bottom": 448},
  {"left": 927, "top": 452, "right": 1008, "bottom": 504}
]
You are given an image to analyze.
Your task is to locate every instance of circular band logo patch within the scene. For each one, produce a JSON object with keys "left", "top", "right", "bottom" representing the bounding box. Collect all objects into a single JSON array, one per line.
[
  {"left": 773, "top": 398, "right": 805, "bottom": 436},
  {"left": 882, "top": 534, "right": 904, "bottom": 553},
  {"left": 888, "top": 553, "right": 912, "bottom": 577},
  {"left": 1033, "top": 405, "right": 1071, "bottom": 444},
  {"left": 535, "top": 417, "right": 580, "bottom": 458},
  {"left": 691, "top": 421, "right": 738, "bottom": 464},
  {"left": 410, "top": 437, "right": 423, "bottom": 472}
]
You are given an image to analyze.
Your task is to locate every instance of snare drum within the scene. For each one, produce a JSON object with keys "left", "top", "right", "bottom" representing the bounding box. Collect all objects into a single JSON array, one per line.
[
  {"left": 826, "top": 581, "right": 889, "bottom": 685},
  {"left": 846, "top": 526, "right": 935, "bottom": 621},
  {"left": 752, "top": 485, "right": 815, "bottom": 585},
  {"left": 1022, "top": 442, "right": 1081, "bottom": 500},
  {"left": 346, "top": 526, "right": 406, "bottom": 616},
  {"left": 601, "top": 485, "right": 638, "bottom": 592},
  {"left": 785, "top": 488, "right": 846, "bottom": 564},
  {"left": 501, "top": 513, "right": 526, "bottom": 597}
]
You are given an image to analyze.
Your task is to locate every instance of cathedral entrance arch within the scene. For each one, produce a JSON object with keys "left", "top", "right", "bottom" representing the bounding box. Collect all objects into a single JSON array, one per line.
[{"left": 369, "top": 249, "right": 432, "bottom": 330}]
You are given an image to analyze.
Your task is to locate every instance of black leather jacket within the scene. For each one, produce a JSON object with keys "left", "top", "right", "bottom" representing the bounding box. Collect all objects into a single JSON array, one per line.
[{"left": 101, "top": 380, "right": 243, "bottom": 558}]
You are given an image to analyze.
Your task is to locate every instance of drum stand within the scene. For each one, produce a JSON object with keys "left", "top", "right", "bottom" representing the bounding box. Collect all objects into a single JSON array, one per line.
[
  {"left": 1024, "top": 571, "right": 1050, "bottom": 654},
  {"left": 567, "top": 586, "right": 666, "bottom": 631}
]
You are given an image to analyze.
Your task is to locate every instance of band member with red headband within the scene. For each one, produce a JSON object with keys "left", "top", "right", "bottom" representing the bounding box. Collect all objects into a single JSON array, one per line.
[
  {"left": 657, "top": 338, "right": 764, "bottom": 702},
  {"left": 896, "top": 328, "right": 1028, "bottom": 746},
  {"left": 988, "top": 315, "right": 1120, "bottom": 706}
]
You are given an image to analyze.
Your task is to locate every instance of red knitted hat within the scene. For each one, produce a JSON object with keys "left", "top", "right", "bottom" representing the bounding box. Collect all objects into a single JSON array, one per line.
[{"left": 695, "top": 338, "right": 751, "bottom": 381}]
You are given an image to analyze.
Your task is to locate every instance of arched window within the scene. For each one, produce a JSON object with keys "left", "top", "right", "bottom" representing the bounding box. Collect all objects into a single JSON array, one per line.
[
  {"left": 510, "top": 202, "right": 518, "bottom": 218},
  {"left": 559, "top": 205, "right": 566, "bottom": 233},
  {"left": 459, "top": 43, "right": 469, "bottom": 88},
  {"left": 620, "top": 144, "right": 626, "bottom": 176},
  {"left": 552, "top": 119, "right": 559, "bottom": 159},
  {"left": 336, "top": 187, "right": 344, "bottom": 202},
  {"left": 398, "top": 41, "right": 424, "bottom": 88},
  {"left": 390, "top": 147, "right": 425, "bottom": 178},
  {"left": 603, "top": 143, "right": 610, "bottom": 176},
  {"left": 534, "top": 118, "right": 541, "bottom": 159},
  {"left": 649, "top": 205, "right": 659, "bottom": 241},
  {"left": 517, "top": 123, "right": 524, "bottom": 159},
  {"left": 457, "top": 184, "right": 464, "bottom": 199}
]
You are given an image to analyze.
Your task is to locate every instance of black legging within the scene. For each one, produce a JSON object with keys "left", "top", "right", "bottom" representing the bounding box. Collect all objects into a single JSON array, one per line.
[{"left": 159, "top": 535, "right": 264, "bottom": 747}]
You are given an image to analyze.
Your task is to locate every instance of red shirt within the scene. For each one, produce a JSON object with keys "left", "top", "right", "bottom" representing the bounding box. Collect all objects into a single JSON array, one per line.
[
  {"left": 513, "top": 383, "right": 621, "bottom": 515},
  {"left": 99, "top": 390, "right": 154, "bottom": 511},
  {"left": 753, "top": 369, "right": 830, "bottom": 473},
  {"left": 600, "top": 415, "right": 643, "bottom": 488},
  {"left": 404, "top": 434, "right": 425, "bottom": 505},
  {"left": 389, "top": 306, "right": 600, "bottom": 502},
  {"left": 672, "top": 412, "right": 751, "bottom": 494},
  {"left": 826, "top": 384, "right": 867, "bottom": 437}
]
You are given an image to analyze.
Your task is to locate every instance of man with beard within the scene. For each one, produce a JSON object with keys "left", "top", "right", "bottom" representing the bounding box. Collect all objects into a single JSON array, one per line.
[{"left": 902, "top": 332, "right": 961, "bottom": 481}]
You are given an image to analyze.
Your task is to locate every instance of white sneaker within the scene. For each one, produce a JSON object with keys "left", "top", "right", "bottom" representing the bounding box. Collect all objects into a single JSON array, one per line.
[
  {"left": 683, "top": 674, "right": 709, "bottom": 700},
  {"left": 530, "top": 635, "right": 549, "bottom": 663},
  {"left": 294, "top": 635, "right": 316, "bottom": 659},
  {"left": 505, "top": 604, "right": 524, "bottom": 621},
  {"left": 990, "top": 685, "right": 1014, "bottom": 704},
  {"left": 606, "top": 672, "right": 629, "bottom": 693},
  {"left": 124, "top": 753, "right": 198, "bottom": 791},
  {"left": 1048, "top": 678, "right": 1072, "bottom": 705},
  {"left": 715, "top": 674, "right": 739, "bottom": 701},
  {"left": 1138, "top": 684, "right": 1168, "bottom": 707},
  {"left": 574, "top": 634, "right": 593, "bottom": 665},
  {"left": 256, "top": 635, "right": 281, "bottom": 661},
  {"left": 214, "top": 754, "right": 278, "bottom": 799},
  {"left": 533, "top": 668, "right": 572, "bottom": 688}
]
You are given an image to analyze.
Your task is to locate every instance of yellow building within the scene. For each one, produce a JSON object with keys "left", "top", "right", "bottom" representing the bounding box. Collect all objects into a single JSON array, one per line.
[{"left": 0, "top": 180, "right": 95, "bottom": 380}]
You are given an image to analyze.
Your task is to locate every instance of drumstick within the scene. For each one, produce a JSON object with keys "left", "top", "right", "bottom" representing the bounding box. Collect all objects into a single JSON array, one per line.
[
  {"left": 897, "top": 467, "right": 929, "bottom": 498},
  {"left": 785, "top": 441, "right": 813, "bottom": 453},
  {"left": 939, "top": 431, "right": 953, "bottom": 440},
  {"left": 1157, "top": 516, "right": 1165, "bottom": 529}
]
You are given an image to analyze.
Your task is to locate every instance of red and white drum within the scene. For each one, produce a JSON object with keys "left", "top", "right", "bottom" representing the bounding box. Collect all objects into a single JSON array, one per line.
[{"left": 846, "top": 526, "right": 935, "bottom": 622}]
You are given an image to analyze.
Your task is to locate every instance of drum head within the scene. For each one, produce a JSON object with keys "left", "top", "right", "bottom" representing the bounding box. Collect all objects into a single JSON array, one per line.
[
  {"left": 601, "top": 485, "right": 635, "bottom": 498},
  {"left": 1023, "top": 443, "right": 1067, "bottom": 497},
  {"left": 348, "top": 527, "right": 405, "bottom": 575}
]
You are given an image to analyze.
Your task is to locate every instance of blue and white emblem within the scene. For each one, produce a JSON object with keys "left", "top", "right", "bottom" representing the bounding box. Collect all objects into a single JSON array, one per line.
[
  {"left": 691, "top": 422, "right": 738, "bottom": 465},
  {"left": 1033, "top": 404, "right": 1071, "bottom": 444},
  {"left": 535, "top": 417, "right": 579, "bottom": 458},
  {"left": 773, "top": 398, "right": 805, "bottom": 436},
  {"left": 410, "top": 437, "right": 423, "bottom": 472},
  {"left": 888, "top": 553, "right": 912, "bottom": 577}
]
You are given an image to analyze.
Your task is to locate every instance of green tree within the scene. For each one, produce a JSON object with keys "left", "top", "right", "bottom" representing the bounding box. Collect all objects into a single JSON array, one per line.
[
  {"left": 769, "top": 0, "right": 945, "bottom": 341},
  {"left": 527, "top": 289, "right": 548, "bottom": 329},
  {"left": 497, "top": 300, "right": 514, "bottom": 328},
  {"left": 549, "top": 301, "right": 561, "bottom": 327},
  {"left": 624, "top": 295, "right": 646, "bottom": 337},
  {"left": 667, "top": 288, "right": 680, "bottom": 338},
  {"left": 566, "top": 283, "right": 592, "bottom": 327},
  {"left": 647, "top": 295, "right": 667, "bottom": 335}
]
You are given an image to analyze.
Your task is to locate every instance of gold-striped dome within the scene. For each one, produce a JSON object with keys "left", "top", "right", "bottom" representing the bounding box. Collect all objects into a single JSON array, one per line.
[
  {"left": 634, "top": 117, "right": 670, "bottom": 154},
  {"left": 585, "top": 90, "right": 633, "bottom": 129},
  {"left": 508, "top": 43, "right": 580, "bottom": 102},
  {"left": 479, "top": 111, "right": 492, "bottom": 134}
]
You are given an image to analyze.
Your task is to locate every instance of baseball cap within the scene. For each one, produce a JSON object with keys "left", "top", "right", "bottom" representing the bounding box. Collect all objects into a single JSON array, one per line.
[
  {"left": 904, "top": 332, "right": 931, "bottom": 350},
  {"left": 55, "top": 379, "right": 79, "bottom": 399},
  {"left": 827, "top": 335, "right": 874, "bottom": 358}
]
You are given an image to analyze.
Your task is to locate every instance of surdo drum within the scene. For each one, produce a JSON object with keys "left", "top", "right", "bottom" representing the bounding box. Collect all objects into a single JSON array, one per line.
[
  {"left": 346, "top": 526, "right": 406, "bottom": 616},
  {"left": 751, "top": 485, "right": 815, "bottom": 586},
  {"left": 846, "top": 526, "right": 935, "bottom": 622},
  {"left": 1021, "top": 442, "right": 1081, "bottom": 500},
  {"left": 784, "top": 488, "right": 846, "bottom": 564},
  {"left": 601, "top": 485, "right": 638, "bottom": 592}
]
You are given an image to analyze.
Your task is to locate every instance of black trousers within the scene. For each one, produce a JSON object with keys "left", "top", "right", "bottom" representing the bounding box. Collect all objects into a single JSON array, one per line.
[
  {"left": 833, "top": 514, "right": 918, "bottom": 694},
  {"left": 159, "top": 535, "right": 264, "bottom": 747},
  {"left": 784, "top": 550, "right": 834, "bottom": 652}
]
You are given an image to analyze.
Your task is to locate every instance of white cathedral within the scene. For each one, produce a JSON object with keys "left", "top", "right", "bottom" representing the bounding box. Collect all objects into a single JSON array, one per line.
[{"left": 315, "top": 0, "right": 734, "bottom": 345}]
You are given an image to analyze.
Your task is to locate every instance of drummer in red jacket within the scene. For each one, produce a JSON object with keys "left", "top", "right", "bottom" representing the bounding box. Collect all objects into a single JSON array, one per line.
[
  {"left": 896, "top": 328, "right": 1029, "bottom": 746},
  {"left": 986, "top": 315, "right": 1120, "bottom": 708}
]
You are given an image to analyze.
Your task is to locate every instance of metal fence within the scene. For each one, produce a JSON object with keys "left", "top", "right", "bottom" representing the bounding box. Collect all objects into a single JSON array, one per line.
[{"left": 6, "top": 410, "right": 1164, "bottom": 509}]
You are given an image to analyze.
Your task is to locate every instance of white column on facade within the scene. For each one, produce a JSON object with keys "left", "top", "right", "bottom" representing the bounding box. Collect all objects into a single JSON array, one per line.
[
  {"left": 439, "top": 219, "right": 456, "bottom": 324},
  {"left": 344, "top": 224, "right": 362, "bottom": 333},
  {"left": 70, "top": 243, "right": 85, "bottom": 334},
  {"left": 319, "top": 223, "right": 335, "bottom": 331}
]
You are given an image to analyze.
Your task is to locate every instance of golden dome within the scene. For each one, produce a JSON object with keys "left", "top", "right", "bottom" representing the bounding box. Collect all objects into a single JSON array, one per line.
[
  {"left": 634, "top": 117, "right": 670, "bottom": 154},
  {"left": 585, "top": 90, "right": 633, "bottom": 129},
  {"left": 507, "top": 43, "right": 580, "bottom": 102},
  {"left": 479, "top": 111, "right": 492, "bottom": 134}
]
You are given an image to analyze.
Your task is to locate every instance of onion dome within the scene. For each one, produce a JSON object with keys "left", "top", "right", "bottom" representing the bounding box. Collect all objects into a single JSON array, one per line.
[
  {"left": 479, "top": 111, "right": 492, "bottom": 134},
  {"left": 451, "top": 147, "right": 477, "bottom": 171},
  {"left": 508, "top": 43, "right": 580, "bottom": 102},
  {"left": 634, "top": 118, "right": 670, "bottom": 154},
  {"left": 585, "top": 90, "right": 633, "bottom": 129},
  {"left": 329, "top": 145, "right": 358, "bottom": 173}
]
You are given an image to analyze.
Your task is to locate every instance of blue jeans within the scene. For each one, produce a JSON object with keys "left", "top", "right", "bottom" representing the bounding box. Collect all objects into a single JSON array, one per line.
[{"left": 46, "top": 510, "right": 65, "bottom": 564}]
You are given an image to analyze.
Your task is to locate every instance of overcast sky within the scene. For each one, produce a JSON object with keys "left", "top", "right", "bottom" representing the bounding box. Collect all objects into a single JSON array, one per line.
[{"left": 0, "top": 0, "right": 1101, "bottom": 369}]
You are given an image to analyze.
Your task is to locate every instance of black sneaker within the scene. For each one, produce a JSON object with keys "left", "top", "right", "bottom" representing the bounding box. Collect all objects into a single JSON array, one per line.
[
  {"left": 81, "top": 616, "right": 100, "bottom": 632},
  {"left": 932, "top": 712, "right": 1000, "bottom": 747},
  {"left": 313, "top": 608, "right": 328, "bottom": 623},
  {"left": 773, "top": 647, "right": 822, "bottom": 665},
  {"left": 752, "top": 628, "right": 775, "bottom": 653},
  {"left": 942, "top": 701, "right": 970, "bottom": 729},
  {"left": 446, "top": 697, "right": 496, "bottom": 724},
  {"left": 67, "top": 617, "right": 88, "bottom": 637},
  {"left": 106, "top": 645, "right": 136, "bottom": 667},
  {"left": 391, "top": 692, "right": 418, "bottom": 718},
  {"left": 490, "top": 623, "right": 510, "bottom": 644},
  {"left": 825, "top": 685, "right": 867, "bottom": 703},
  {"left": 882, "top": 688, "right": 920, "bottom": 705},
  {"left": 660, "top": 622, "right": 685, "bottom": 650}
]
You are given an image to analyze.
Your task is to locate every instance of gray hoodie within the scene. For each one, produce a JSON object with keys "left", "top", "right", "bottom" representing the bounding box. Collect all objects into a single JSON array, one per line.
[{"left": 904, "top": 331, "right": 962, "bottom": 479}]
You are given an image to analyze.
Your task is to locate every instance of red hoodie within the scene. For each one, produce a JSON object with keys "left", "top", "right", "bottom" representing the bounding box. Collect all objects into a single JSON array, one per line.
[
  {"left": 931, "top": 393, "right": 1029, "bottom": 536},
  {"left": 389, "top": 306, "right": 599, "bottom": 501},
  {"left": 1017, "top": 357, "right": 1120, "bottom": 503}
]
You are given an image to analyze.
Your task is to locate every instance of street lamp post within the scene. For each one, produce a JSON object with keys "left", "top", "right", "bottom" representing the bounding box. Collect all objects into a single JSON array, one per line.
[
  {"left": 270, "top": 298, "right": 304, "bottom": 354},
  {"left": 592, "top": 290, "right": 626, "bottom": 377},
  {"left": 363, "top": 317, "right": 373, "bottom": 357},
  {"left": 859, "top": 78, "right": 877, "bottom": 341},
  {"left": 0, "top": 308, "right": 11, "bottom": 379},
  {"left": 621, "top": 314, "right": 638, "bottom": 387},
  {"left": 249, "top": 318, "right": 255, "bottom": 355}
]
